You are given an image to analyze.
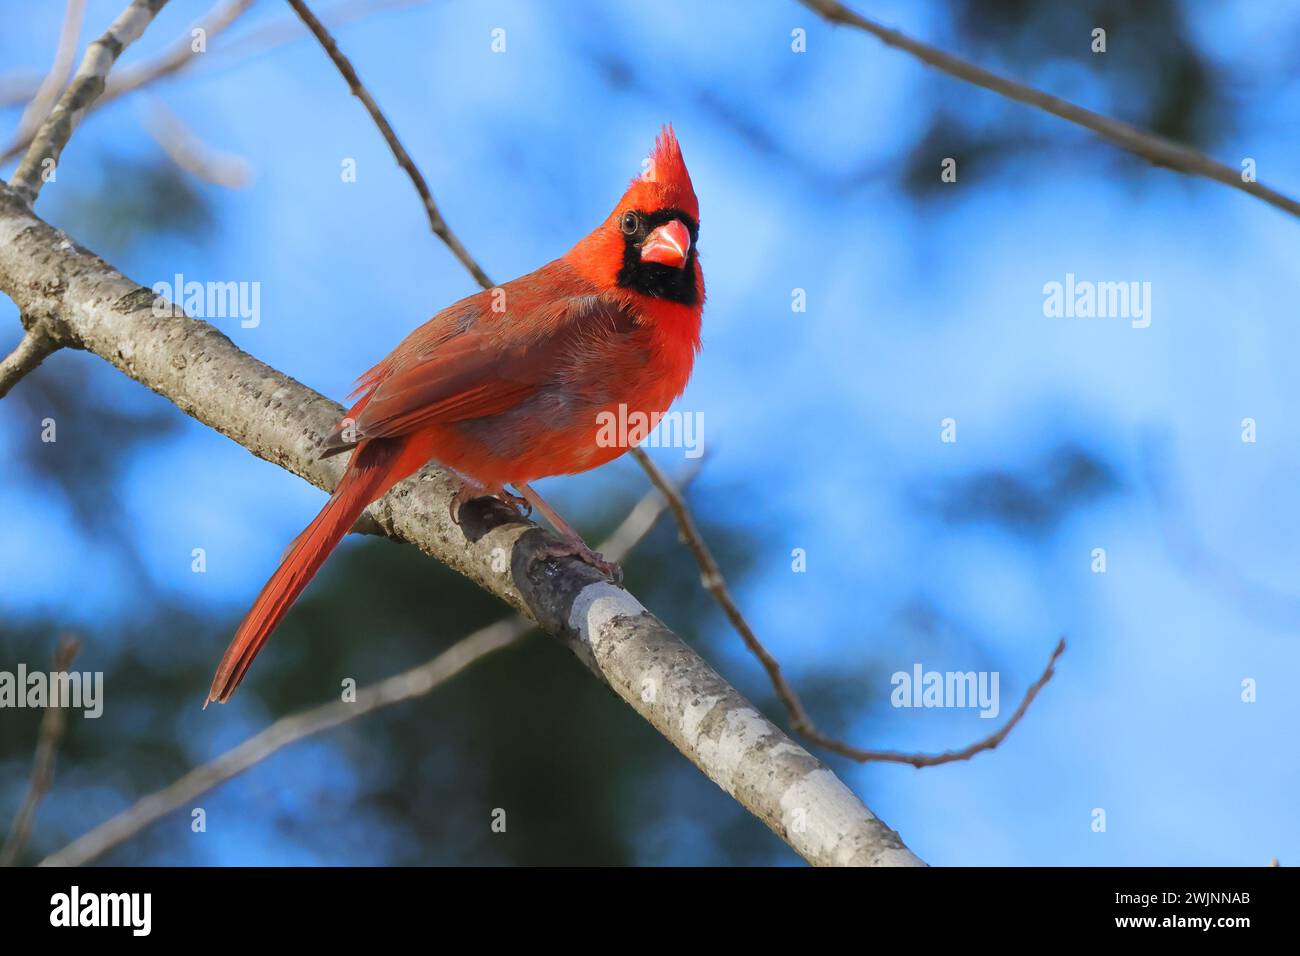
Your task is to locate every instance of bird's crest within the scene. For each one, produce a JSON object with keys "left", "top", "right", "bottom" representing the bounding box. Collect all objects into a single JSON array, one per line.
[{"left": 628, "top": 124, "right": 698, "bottom": 220}]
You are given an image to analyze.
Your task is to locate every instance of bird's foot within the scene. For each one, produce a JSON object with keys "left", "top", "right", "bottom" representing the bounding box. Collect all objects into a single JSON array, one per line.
[
  {"left": 539, "top": 534, "right": 623, "bottom": 584},
  {"left": 498, "top": 486, "right": 533, "bottom": 519},
  {"left": 450, "top": 481, "right": 534, "bottom": 525},
  {"left": 449, "top": 480, "right": 490, "bottom": 525}
]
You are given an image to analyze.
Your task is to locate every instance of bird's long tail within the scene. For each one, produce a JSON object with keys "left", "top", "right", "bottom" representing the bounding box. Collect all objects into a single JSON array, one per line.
[{"left": 206, "top": 437, "right": 417, "bottom": 706}]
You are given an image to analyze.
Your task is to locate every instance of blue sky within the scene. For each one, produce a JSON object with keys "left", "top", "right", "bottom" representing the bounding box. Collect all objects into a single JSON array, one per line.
[{"left": 2, "top": 0, "right": 1298, "bottom": 865}]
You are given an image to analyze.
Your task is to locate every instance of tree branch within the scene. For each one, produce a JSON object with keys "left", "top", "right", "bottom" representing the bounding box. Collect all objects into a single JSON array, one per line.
[
  {"left": 0, "top": 324, "right": 61, "bottom": 399},
  {"left": 799, "top": 0, "right": 1300, "bottom": 221}
]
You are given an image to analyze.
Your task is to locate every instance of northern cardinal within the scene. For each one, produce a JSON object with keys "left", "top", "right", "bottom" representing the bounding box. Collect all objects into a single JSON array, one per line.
[{"left": 207, "top": 127, "right": 704, "bottom": 705}]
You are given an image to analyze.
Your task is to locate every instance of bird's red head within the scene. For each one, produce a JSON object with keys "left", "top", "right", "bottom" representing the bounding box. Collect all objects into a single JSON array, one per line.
[{"left": 567, "top": 126, "right": 703, "bottom": 311}]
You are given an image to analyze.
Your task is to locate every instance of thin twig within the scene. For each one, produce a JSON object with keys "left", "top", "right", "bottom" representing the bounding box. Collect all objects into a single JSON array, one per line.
[
  {"left": 8, "top": 0, "right": 171, "bottom": 205},
  {"left": 37, "top": 470, "right": 692, "bottom": 867},
  {"left": 633, "top": 447, "right": 1064, "bottom": 766},
  {"left": 285, "top": 0, "right": 495, "bottom": 289},
  {"left": 799, "top": 0, "right": 1300, "bottom": 221},
  {"left": 1, "top": 636, "right": 81, "bottom": 866},
  {"left": 0, "top": 326, "right": 60, "bottom": 399},
  {"left": 8, "top": 0, "right": 86, "bottom": 151}
]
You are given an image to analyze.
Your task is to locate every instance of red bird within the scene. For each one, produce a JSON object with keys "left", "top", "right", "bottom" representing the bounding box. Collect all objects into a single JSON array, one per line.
[{"left": 207, "top": 127, "right": 704, "bottom": 705}]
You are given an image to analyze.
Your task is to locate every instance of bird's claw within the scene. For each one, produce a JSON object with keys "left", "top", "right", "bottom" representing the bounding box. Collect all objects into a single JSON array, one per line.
[
  {"left": 449, "top": 482, "right": 488, "bottom": 525},
  {"left": 499, "top": 488, "right": 532, "bottom": 519},
  {"left": 450, "top": 483, "right": 533, "bottom": 525},
  {"left": 538, "top": 536, "right": 623, "bottom": 583}
]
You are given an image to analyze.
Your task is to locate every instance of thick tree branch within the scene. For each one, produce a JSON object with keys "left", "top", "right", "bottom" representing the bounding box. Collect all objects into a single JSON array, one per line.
[
  {"left": 799, "top": 0, "right": 1300, "bottom": 221},
  {"left": 0, "top": 185, "right": 922, "bottom": 866},
  {"left": 8, "top": 0, "right": 171, "bottom": 205}
]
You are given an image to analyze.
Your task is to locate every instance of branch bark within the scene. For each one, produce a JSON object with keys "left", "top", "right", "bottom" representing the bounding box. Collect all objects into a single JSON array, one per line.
[{"left": 0, "top": 184, "right": 922, "bottom": 866}]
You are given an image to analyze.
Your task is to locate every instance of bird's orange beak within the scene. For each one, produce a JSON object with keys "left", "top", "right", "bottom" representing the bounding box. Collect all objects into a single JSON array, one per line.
[{"left": 640, "top": 219, "right": 691, "bottom": 268}]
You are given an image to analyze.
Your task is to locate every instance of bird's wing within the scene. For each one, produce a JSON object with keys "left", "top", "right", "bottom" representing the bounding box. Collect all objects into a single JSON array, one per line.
[{"left": 320, "top": 290, "right": 637, "bottom": 457}]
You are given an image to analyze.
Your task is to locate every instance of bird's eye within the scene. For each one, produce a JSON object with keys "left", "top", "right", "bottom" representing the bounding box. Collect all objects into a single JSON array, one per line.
[{"left": 619, "top": 211, "right": 640, "bottom": 235}]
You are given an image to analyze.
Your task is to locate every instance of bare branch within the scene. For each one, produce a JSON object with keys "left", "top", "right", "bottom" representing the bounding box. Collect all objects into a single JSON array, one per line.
[
  {"left": 37, "top": 468, "right": 693, "bottom": 867},
  {"left": 1, "top": 636, "right": 81, "bottom": 867},
  {"left": 8, "top": 0, "right": 171, "bottom": 205},
  {"left": 633, "top": 448, "right": 1064, "bottom": 767},
  {"left": 284, "top": 0, "right": 495, "bottom": 289},
  {"left": 799, "top": 0, "right": 1300, "bottom": 221},
  {"left": 0, "top": 325, "right": 60, "bottom": 399}
]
